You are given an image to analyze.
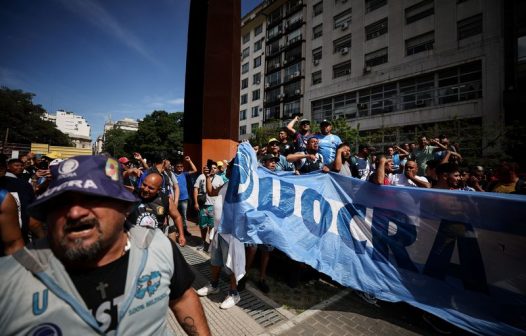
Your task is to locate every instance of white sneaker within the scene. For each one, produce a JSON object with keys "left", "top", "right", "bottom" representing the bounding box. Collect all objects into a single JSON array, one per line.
[
  {"left": 196, "top": 284, "right": 220, "bottom": 297},
  {"left": 220, "top": 292, "right": 240, "bottom": 309}
]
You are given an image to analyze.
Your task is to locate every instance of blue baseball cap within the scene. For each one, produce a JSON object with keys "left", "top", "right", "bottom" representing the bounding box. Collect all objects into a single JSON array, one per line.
[{"left": 28, "top": 155, "right": 139, "bottom": 221}]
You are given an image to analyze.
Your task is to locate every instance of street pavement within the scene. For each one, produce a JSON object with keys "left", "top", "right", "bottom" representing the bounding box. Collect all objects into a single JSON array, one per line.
[{"left": 166, "top": 222, "right": 471, "bottom": 336}]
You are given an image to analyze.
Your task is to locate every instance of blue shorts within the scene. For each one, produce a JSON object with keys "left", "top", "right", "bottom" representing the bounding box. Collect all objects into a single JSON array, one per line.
[
  {"left": 198, "top": 205, "right": 214, "bottom": 228},
  {"left": 210, "top": 235, "right": 232, "bottom": 274}
]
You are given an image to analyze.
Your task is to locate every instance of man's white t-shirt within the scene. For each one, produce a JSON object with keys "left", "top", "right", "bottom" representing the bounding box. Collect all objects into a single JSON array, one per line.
[{"left": 389, "top": 173, "right": 428, "bottom": 187}]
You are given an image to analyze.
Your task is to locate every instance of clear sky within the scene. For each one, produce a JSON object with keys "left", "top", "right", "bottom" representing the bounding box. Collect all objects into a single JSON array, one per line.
[{"left": 0, "top": 0, "right": 261, "bottom": 140}]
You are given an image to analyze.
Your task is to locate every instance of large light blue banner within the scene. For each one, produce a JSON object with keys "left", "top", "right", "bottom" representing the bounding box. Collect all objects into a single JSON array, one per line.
[{"left": 220, "top": 143, "right": 526, "bottom": 335}]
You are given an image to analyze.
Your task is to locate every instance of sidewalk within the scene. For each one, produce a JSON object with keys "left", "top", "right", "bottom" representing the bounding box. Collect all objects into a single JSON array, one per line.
[{"left": 167, "top": 220, "right": 470, "bottom": 336}]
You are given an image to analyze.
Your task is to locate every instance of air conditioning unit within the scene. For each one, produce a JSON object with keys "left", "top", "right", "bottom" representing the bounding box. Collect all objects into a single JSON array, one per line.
[
  {"left": 415, "top": 100, "right": 426, "bottom": 107},
  {"left": 265, "top": 83, "right": 270, "bottom": 88},
  {"left": 358, "top": 103, "right": 368, "bottom": 109},
  {"left": 313, "top": 59, "right": 320, "bottom": 65},
  {"left": 294, "top": 71, "right": 300, "bottom": 77},
  {"left": 363, "top": 66, "right": 371, "bottom": 74},
  {"left": 259, "top": 107, "right": 263, "bottom": 111},
  {"left": 275, "top": 62, "right": 280, "bottom": 68},
  {"left": 341, "top": 22, "right": 349, "bottom": 31},
  {"left": 340, "top": 47, "right": 349, "bottom": 55},
  {"left": 283, "top": 60, "right": 288, "bottom": 64},
  {"left": 284, "top": 23, "right": 288, "bottom": 29},
  {"left": 294, "top": 89, "right": 301, "bottom": 95},
  {"left": 255, "top": 80, "right": 260, "bottom": 85}
]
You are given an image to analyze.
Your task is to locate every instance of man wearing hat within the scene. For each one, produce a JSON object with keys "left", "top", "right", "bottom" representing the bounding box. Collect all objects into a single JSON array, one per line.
[
  {"left": 264, "top": 138, "right": 295, "bottom": 172},
  {"left": 313, "top": 119, "right": 342, "bottom": 166},
  {"left": 286, "top": 115, "right": 313, "bottom": 153},
  {"left": 0, "top": 155, "right": 210, "bottom": 335}
]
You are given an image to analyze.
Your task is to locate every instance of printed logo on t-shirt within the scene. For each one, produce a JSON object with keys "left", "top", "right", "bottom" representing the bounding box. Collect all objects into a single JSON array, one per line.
[
  {"left": 27, "top": 323, "right": 62, "bottom": 336},
  {"left": 136, "top": 212, "right": 159, "bottom": 229},
  {"left": 135, "top": 271, "right": 161, "bottom": 299}
]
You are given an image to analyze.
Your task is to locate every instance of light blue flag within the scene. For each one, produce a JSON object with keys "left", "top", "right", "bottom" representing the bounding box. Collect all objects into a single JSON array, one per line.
[{"left": 220, "top": 142, "right": 526, "bottom": 336}]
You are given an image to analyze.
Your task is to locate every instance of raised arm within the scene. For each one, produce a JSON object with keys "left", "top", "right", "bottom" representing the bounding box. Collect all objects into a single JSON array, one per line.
[
  {"left": 185, "top": 156, "right": 198, "bottom": 174},
  {"left": 286, "top": 116, "right": 299, "bottom": 134}
]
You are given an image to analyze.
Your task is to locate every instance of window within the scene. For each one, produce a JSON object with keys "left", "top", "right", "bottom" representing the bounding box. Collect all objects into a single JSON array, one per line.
[
  {"left": 365, "top": 0, "right": 387, "bottom": 13},
  {"left": 267, "top": 24, "right": 281, "bottom": 40},
  {"left": 254, "top": 56, "right": 262, "bottom": 68},
  {"left": 313, "top": 24, "right": 323, "bottom": 39},
  {"left": 265, "top": 87, "right": 281, "bottom": 104},
  {"left": 287, "top": 28, "right": 302, "bottom": 45},
  {"left": 284, "top": 80, "right": 301, "bottom": 97},
  {"left": 242, "top": 47, "right": 250, "bottom": 59},
  {"left": 253, "top": 73, "right": 261, "bottom": 85},
  {"left": 251, "top": 123, "right": 260, "bottom": 133},
  {"left": 254, "top": 39, "right": 263, "bottom": 52},
  {"left": 333, "top": 34, "right": 352, "bottom": 53},
  {"left": 264, "top": 105, "right": 281, "bottom": 122},
  {"left": 365, "top": 18, "right": 388, "bottom": 40},
  {"left": 313, "top": 2, "right": 323, "bottom": 17},
  {"left": 242, "top": 33, "right": 250, "bottom": 44},
  {"left": 241, "top": 78, "right": 248, "bottom": 89},
  {"left": 251, "top": 106, "right": 260, "bottom": 118},
  {"left": 313, "top": 47, "right": 322, "bottom": 62},
  {"left": 252, "top": 89, "right": 260, "bottom": 101},
  {"left": 365, "top": 48, "right": 388, "bottom": 67},
  {"left": 360, "top": 83, "right": 397, "bottom": 115},
  {"left": 242, "top": 62, "right": 249, "bottom": 74},
  {"left": 457, "top": 14, "right": 482, "bottom": 40},
  {"left": 241, "top": 94, "right": 248, "bottom": 105},
  {"left": 333, "top": 61, "right": 351, "bottom": 78},
  {"left": 334, "top": 9, "right": 352, "bottom": 30},
  {"left": 400, "top": 74, "right": 434, "bottom": 110},
  {"left": 405, "top": 0, "right": 434, "bottom": 24},
  {"left": 284, "top": 45, "right": 302, "bottom": 64},
  {"left": 438, "top": 61, "right": 482, "bottom": 103},
  {"left": 406, "top": 31, "right": 434, "bottom": 55},
  {"left": 284, "top": 63, "right": 301, "bottom": 80},
  {"left": 266, "top": 71, "right": 281, "bottom": 87},
  {"left": 240, "top": 109, "right": 247, "bottom": 120},
  {"left": 284, "top": 100, "right": 301, "bottom": 118},
  {"left": 240, "top": 125, "right": 247, "bottom": 135},
  {"left": 312, "top": 71, "right": 322, "bottom": 85},
  {"left": 255, "top": 24, "right": 263, "bottom": 36}
]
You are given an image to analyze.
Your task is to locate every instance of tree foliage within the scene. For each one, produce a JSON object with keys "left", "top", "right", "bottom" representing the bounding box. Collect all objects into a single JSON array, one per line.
[
  {"left": 103, "top": 110, "right": 184, "bottom": 159},
  {"left": 0, "top": 87, "right": 72, "bottom": 146}
]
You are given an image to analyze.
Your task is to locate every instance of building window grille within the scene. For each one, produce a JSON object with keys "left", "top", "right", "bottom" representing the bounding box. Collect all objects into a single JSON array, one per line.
[
  {"left": 241, "top": 62, "right": 249, "bottom": 74},
  {"left": 365, "top": 48, "right": 388, "bottom": 67},
  {"left": 312, "top": 71, "right": 322, "bottom": 85},
  {"left": 240, "top": 110, "right": 247, "bottom": 121},
  {"left": 252, "top": 89, "right": 261, "bottom": 101},
  {"left": 406, "top": 31, "right": 434, "bottom": 55},
  {"left": 313, "top": 47, "right": 322, "bottom": 62},
  {"left": 313, "top": 24, "right": 323, "bottom": 39},
  {"left": 251, "top": 107, "right": 260, "bottom": 118},
  {"left": 254, "top": 39, "right": 263, "bottom": 52},
  {"left": 313, "top": 2, "right": 323, "bottom": 17},
  {"left": 254, "top": 56, "right": 262, "bottom": 68},
  {"left": 253, "top": 73, "right": 261, "bottom": 84},
  {"left": 284, "top": 63, "right": 301, "bottom": 80},
  {"left": 405, "top": 0, "right": 434, "bottom": 24},
  {"left": 333, "top": 9, "right": 352, "bottom": 29},
  {"left": 457, "top": 14, "right": 482, "bottom": 40},
  {"left": 241, "top": 94, "right": 248, "bottom": 105},
  {"left": 240, "top": 125, "right": 247, "bottom": 135},
  {"left": 242, "top": 33, "right": 250, "bottom": 44},
  {"left": 365, "top": 0, "right": 387, "bottom": 13},
  {"left": 241, "top": 78, "right": 248, "bottom": 89},
  {"left": 242, "top": 47, "right": 249, "bottom": 59},
  {"left": 284, "top": 100, "right": 301, "bottom": 118},
  {"left": 266, "top": 71, "right": 281, "bottom": 87},
  {"left": 333, "top": 34, "right": 352, "bottom": 53},
  {"left": 365, "top": 18, "right": 388, "bottom": 40},
  {"left": 255, "top": 24, "right": 263, "bottom": 36},
  {"left": 333, "top": 60, "right": 351, "bottom": 78}
]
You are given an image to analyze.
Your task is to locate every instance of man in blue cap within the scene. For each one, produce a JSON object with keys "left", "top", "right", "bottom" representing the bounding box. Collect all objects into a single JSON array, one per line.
[{"left": 0, "top": 155, "right": 210, "bottom": 335}]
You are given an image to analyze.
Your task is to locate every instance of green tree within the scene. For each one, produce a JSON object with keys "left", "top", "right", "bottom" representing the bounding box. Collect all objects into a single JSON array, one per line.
[
  {"left": 102, "top": 128, "right": 135, "bottom": 158},
  {"left": 131, "top": 111, "right": 184, "bottom": 157},
  {"left": 0, "top": 87, "right": 71, "bottom": 146}
]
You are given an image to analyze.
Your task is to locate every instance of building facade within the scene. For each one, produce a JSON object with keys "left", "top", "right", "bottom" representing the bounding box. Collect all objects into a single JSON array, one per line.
[
  {"left": 239, "top": 0, "right": 513, "bottom": 155},
  {"left": 43, "top": 110, "right": 92, "bottom": 149}
]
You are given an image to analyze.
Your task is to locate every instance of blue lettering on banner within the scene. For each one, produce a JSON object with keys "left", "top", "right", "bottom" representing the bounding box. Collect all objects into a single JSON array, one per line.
[{"left": 32, "top": 289, "right": 48, "bottom": 315}]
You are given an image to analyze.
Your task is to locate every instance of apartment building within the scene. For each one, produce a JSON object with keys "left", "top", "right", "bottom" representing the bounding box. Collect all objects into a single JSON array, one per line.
[{"left": 239, "top": 0, "right": 517, "bottom": 152}]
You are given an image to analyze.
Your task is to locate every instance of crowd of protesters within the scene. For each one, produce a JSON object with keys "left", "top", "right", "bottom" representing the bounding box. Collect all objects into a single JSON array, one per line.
[{"left": 0, "top": 117, "right": 524, "bottom": 333}]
